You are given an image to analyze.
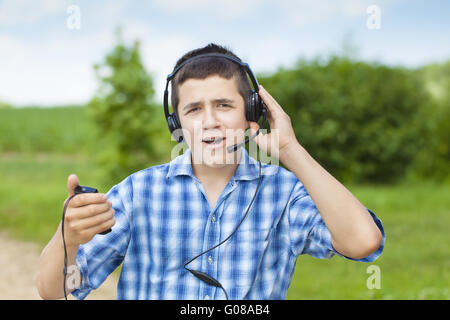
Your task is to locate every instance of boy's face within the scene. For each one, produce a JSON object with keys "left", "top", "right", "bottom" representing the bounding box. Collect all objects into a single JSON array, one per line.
[{"left": 177, "top": 74, "right": 249, "bottom": 168}]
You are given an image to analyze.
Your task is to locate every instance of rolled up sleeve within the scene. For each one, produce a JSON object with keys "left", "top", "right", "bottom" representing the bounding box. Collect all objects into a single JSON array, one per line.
[{"left": 288, "top": 182, "right": 385, "bottom": 262}]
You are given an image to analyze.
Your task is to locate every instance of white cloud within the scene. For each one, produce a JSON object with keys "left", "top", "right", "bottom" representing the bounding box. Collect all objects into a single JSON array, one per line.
[
  {"left": 281, "top": 0, "right": 403, "bottom": 26},
  {"left": 152, "top": 0, "right": 269, "bottom": 19},
  {"left": 0, "top": 34, "right": 28, "bottom": 102},
  {"left": 0, "top": 0, "right": 65, "bottom": 25},
  {"left": 0, "top": 40, "right": 96, "bottom": 106},
  {"left": 139, "top": 33, "right": 197, "bottom": 104},
  {"left": 0, "top": 16, "right": 198, "bottom": 106},
  {"left": 0, "top": 28, "right": 111, "bottom": 106}
]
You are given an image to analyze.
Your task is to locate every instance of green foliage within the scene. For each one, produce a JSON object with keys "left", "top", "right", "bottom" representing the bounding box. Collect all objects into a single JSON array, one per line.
[
  {"left": 422, "top": 61, "right": 450, "bottom": 103},
  {"left": 259, "top": 56, "right": 432, "bottom": 184},
  {"left": 407, "top": 63, "right": 450, "bottom": 183},
  {"left": 0, "top": 106, "right": 95, "bottom": 154},
  {"left": 87, "top": 31, "right": 171, "bottom": 184}
]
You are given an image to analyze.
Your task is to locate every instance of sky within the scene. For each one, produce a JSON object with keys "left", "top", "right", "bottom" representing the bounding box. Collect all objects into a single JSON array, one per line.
[{"left": 1, "top": 0, "right": 449, "bottom": 107}]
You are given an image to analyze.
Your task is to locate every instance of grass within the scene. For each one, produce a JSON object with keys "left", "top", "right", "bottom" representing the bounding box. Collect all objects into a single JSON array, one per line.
[
  {"left": 287, "top": 182, "right": 450, "bottom": 299},
  {"left": 0, "top": 106, "right": 96, "bottom": 154},
  {"left": 0, "top": 152, "right": 448, "bottom": 299},
  {"left": 0, "top": 152, "right": 105, "bottom": 244}
]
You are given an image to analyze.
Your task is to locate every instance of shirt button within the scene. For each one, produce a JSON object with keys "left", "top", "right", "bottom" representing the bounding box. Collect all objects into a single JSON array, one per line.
[
  {"left": 204, "top": 295, "right": 210, "bottom": 300},
  {"left": 208, "top": 256, "right": 213, "bottom": 264},
  {"left": 211, "top": 215, "right": 216, "bottom": 223}
]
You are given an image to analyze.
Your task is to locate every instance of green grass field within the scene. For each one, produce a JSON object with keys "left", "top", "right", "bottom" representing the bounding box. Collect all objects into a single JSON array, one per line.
[
  {"left": 0, "top": 107, "right": 449, "bottom": 299},
  {"left": 0, "top": 106, "right": 96, "bottom": 154}
]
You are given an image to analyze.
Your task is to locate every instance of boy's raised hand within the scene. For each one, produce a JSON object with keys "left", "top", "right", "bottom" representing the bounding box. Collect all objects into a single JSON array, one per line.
[{"left": 248, "top": 85, "right": 300, "bottom": 160}]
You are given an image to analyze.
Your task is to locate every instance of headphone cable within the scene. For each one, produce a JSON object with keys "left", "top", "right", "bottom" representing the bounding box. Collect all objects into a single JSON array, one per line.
[
  {"left": 184, "top": 147, "right": 262, "bottom": 300},
  {"left": 61, "top": 194, "right": 78, "bottom": 300}
]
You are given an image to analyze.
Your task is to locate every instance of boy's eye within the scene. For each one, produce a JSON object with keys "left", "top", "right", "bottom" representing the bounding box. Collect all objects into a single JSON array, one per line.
[
  {"left": 186, "top": 107, "right": 199, "bottom": 114},
  {"left": 186, "top": 104, "right": 230, "bottom": 114}
]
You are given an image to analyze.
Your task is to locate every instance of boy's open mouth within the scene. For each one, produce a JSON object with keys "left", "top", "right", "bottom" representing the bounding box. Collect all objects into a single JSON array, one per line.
[{"left": 202, "top": 136, "right": 226, "bottom": 145}]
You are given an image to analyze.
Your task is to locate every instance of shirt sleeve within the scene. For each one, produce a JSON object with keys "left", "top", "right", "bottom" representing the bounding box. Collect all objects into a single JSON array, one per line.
[
  {"left": 71, "top": 177, "right": 133, "bottom": 300},
  {"left": 288, "top": 182, "right": 385, "bottom": 262}
]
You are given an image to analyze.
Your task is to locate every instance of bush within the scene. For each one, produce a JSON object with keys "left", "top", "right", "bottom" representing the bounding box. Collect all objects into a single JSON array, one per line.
[
  {"left": 407, "top": 62, "right": 450, "bottom": 183},
  {"left": 259, "top": 56, "right": 432, "bottom": 184}
]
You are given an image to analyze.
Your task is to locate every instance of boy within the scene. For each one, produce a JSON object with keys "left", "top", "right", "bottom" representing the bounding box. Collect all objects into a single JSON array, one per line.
[{"left": 37, "top": 43, "right": 384, "bottom": 300}]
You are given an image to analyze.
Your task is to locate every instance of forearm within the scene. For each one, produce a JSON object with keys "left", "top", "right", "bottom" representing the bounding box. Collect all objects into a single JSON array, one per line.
[
  {"left": 280, "top": 142, "right": 382, "bottom": 259},
  {"left": 37, "top": 222, "right": 80, "bottom": 300}
]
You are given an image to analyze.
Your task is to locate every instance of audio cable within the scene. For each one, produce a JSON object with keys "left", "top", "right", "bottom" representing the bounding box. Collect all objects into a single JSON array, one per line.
[{"left": 184, "top": 147, "right": 263, "bottom": 300}]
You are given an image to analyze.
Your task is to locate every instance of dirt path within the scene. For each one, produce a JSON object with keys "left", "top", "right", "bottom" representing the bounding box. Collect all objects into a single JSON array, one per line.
[{"left": 0, "top": 231, "right": 118, "bottom": 300}]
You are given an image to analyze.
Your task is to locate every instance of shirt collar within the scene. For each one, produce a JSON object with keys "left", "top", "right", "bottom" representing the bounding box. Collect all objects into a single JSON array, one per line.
[
  {"left": 166, "top": 148, "right": 194, "bottom": 179},
  {"left": 166, "top": 147, "right": 260, "bottom": 181}
]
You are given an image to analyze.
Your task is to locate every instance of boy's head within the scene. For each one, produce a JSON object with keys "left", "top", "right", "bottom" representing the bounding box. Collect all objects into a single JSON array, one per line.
[
  {"left": 170, "top": 43, "right": 251, "bottom": 120},
  {"left": 170, "top": 43, "right": 253, "bottom": 167}
]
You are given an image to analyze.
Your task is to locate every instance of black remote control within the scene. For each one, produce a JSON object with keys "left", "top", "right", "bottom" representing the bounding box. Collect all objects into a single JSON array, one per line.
[{"left": 74, "top": 185, "right": 111, "bottom": 235}]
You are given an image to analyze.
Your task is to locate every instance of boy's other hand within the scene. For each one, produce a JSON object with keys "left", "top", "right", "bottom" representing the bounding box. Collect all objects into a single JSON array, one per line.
[
  {"left": 248, "top": 85, "right": 300, "bottom": 159},
  {"left": 63, "top": 174, "right": 115, "bottom": 247}
]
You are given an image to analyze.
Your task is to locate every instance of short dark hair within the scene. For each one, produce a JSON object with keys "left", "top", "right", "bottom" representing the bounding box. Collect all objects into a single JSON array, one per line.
[{"left": 170, "top": 43, "right": 252, "bottom": 119}]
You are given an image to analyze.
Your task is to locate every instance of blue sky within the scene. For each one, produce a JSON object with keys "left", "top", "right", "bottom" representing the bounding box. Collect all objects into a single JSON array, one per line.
[{"left": 1, "top": 0, "right": 449, "bottom": 106}]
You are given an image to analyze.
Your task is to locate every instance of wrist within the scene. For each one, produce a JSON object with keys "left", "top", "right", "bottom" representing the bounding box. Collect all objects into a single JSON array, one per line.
[
  {"left": 279, "top": 140, "right": 302, "bottom": 163},
  {"left": 56, "top": 223, "right": 79, "bottom": 251}
]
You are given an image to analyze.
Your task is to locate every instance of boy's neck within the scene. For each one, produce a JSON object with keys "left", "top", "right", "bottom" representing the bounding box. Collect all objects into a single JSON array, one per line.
[{"left": 191, "top": 149, "right": 242, "bottom": 186}]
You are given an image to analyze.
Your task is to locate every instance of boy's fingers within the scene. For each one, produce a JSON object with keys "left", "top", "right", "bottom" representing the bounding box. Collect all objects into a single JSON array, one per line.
[
  {"left": 67, "top": 174, "right": 80, "bottom": 197},
  {"left": 69, "top": 202, "right": 113, "bottom": 221},
  {"left": 69, "top": 193, "right": 108, "bottom": 208},
  {"left": 259, "top": 85, "right": 284, "bottom": 115},
  {"left": 248, "top": 121, "right": 260, "bottom": 136},
  {"left": 72, "top": 209, "right": 116, "bottom": 232}
]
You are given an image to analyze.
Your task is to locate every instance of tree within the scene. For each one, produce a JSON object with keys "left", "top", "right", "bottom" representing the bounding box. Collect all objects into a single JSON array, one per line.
[{"left": 88, "top": 29, "right": 166, "bottom": 184}]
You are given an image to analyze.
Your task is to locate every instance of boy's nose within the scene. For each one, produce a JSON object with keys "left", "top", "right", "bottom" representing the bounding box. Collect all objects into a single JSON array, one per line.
[{"left": 202, "top": 107, "right": 220, "bottom": 128}]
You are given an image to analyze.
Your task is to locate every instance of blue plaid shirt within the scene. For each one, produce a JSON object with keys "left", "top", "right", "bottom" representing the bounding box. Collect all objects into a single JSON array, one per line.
[{"left": 72, "top": 147, "right": 385, "bottom": 300}]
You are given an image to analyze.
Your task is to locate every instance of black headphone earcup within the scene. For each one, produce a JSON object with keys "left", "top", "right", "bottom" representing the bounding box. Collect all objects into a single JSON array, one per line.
[
  {"left": 246, "top": 91, "right": 263, "bottom": 122},
  {"left": 167, "top": 113, "right": 183, "bottom": 143}
]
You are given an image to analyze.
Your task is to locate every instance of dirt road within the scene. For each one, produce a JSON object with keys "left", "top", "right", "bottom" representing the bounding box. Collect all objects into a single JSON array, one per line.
[{"left": 0, "top": 231, "right": 118, "bottom": 300}]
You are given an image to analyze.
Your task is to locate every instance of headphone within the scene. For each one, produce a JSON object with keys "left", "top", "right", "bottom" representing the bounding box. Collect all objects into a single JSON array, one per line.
[{"left": 163, "top": 52, "right": 267, "bottom": 152}]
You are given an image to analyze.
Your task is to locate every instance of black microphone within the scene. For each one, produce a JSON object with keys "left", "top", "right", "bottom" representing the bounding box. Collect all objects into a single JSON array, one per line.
[
  {"left": 226, "top": 129, "right": 260, "bottom": 153},
  {"left": 226, "top": 107, "right": 267, "bottom": 154}
]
